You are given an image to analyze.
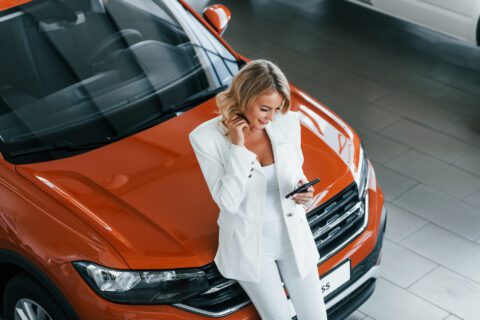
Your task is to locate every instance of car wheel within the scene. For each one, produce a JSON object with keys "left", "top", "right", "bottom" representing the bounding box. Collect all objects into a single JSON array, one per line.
[{"left": 3, "top": 273, "right": 69, "bottom": 320}]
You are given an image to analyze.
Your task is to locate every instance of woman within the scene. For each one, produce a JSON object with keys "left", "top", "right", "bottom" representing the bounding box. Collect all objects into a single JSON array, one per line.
[{"left": 189, "top": 60, "right": 328, "bottom": 320}]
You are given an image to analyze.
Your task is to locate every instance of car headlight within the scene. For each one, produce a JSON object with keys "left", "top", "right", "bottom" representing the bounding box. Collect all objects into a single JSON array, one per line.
[
  {"left": 355, "top": 142, "right": 369, "bottom": 200},
  {"left": 73, "top": 261, "right": 209, "bottom": 304}
]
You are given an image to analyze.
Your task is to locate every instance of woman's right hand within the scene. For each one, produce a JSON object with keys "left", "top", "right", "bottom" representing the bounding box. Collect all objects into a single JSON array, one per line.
[{"left": 225, "top": 115, "right": 250, "bottom": 146}]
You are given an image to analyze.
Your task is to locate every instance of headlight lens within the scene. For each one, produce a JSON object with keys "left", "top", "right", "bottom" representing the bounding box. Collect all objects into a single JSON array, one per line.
[
  {"left": 73, "top": 261, "right": 209, "bottom": 304},
  {"left": 355, "top": 142, "right": 369, "bottom": 200}
]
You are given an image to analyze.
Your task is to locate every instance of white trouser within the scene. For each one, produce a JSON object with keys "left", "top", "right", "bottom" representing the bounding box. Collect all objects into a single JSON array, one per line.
[{"left": 237, "top": 218, "right": 328, "bottom": 320}]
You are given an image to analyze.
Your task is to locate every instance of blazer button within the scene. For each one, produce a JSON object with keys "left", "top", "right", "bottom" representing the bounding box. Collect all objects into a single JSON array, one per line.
[
  {"left": 250, "top": 168, "right": 254, "bottom": 172},
  {"left": 286, "top": 212, "right": 294, "bottom": 217},
  {"left": 248, "top": 174, "right": 252, "bottom": 178}
]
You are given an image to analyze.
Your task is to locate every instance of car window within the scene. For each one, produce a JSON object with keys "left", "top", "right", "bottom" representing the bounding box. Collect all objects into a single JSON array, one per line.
[{"left": 0, "top": 0, "right": 239, "bottom": 164}]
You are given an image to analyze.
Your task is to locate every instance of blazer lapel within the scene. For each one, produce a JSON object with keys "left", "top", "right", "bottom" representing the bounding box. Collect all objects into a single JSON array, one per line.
[
  {"left": 216, "top": 116, "right": 293, "bottom": 194},
  {"left": 265, "top": 119, "right": 295, "bottom": 199}
]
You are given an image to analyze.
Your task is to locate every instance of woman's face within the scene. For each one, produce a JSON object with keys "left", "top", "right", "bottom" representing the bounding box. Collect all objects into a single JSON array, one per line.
[{"left": 245, "top": 90, "right": 284, "bottom": 131}]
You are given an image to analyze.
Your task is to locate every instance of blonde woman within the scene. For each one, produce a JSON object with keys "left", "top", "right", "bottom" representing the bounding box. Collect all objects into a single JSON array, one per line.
[{"left": 189, "top": 60, "right": 328, "bottom": 320}]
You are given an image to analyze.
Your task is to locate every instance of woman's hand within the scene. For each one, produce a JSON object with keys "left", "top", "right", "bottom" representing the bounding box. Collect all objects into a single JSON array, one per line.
[
  {"left": 224, "top": 115, "right": 250, "bottom": 146},
  {"left": 291, "top": 178, "right": 314, "bottom": 206}
]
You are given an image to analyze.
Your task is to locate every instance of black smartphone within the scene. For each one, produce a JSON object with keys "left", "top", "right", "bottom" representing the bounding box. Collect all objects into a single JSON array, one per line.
[{"left": 285, "top": 178, "right": 320, "bottom": 199}]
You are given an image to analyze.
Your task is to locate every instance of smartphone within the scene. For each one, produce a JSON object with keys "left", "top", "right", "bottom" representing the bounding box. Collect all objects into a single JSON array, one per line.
[{"left": 285, "top": 178, "right": 320, "bottom": 199}]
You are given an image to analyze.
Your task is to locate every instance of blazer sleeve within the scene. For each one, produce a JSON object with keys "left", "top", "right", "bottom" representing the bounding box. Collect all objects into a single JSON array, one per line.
[
  {"left": 189, "top": 132, "right": 258, "bottom": 214},
  {"left": 291, "top": 111, "right": 309, "bottom": 182}
]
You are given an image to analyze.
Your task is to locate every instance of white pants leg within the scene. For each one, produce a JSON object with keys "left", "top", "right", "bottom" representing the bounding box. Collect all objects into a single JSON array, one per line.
[
  {"left": 277, "top": 256, "right": 328, "bottom": 320},
  {"left": 237, "top": 219, "right": 328, "bottom": 320}
]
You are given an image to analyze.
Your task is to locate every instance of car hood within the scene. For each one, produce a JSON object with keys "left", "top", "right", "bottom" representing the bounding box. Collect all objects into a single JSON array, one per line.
[{"left": 15, "top": 89, "right": 359, "bottom": 269}]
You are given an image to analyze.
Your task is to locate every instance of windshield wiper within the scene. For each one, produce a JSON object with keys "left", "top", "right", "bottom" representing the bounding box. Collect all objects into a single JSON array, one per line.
[
  {"left": 120, "top": 111, "right": 177, "bottom": 139},
  {"left": 170, "top": 85, "right": 228, "bottom": 113},
  {"left": 10, "top": 136, "right": 114, "bottom": 158},
  {"left": 9, "top": 86, "right": 228, "bottom": 159},
  {"left": 120, "top": 85, "right": 227, "bottom": 138}
]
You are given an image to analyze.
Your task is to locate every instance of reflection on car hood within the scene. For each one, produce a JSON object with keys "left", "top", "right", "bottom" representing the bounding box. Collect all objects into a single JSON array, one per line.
[{"left": 15, "top": 91, "right": 359, "bottom": 269}]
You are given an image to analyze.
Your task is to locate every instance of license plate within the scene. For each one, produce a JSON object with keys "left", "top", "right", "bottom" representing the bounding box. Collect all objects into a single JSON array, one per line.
[{"left": 287, "top": 260, "right": 351, "bottom": 318}]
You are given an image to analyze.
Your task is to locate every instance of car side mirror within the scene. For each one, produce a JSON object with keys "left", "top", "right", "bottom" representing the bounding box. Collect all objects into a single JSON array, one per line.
[{"left": 202, "top": 4, "right": 231, "bottom": 36}]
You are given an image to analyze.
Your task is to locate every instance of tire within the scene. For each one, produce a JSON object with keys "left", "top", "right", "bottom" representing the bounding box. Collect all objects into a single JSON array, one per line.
[{"left": 3, "top": 273, "right": 69, "bottom": 320}]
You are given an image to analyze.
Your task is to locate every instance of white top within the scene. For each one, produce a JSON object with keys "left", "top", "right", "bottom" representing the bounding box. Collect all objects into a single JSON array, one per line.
[{"left": 260, "top": 163, "right": 284, "bottom": 223}]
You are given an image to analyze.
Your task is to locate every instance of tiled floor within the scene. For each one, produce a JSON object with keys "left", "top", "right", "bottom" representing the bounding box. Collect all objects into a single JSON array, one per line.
[{"left": 193, "top": 0, "right": 480, "bottom": 319}]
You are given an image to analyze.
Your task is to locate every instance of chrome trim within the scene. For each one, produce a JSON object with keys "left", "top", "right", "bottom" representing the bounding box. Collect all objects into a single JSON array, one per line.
[
  {"left": 172, "top": 299, "right": 251, "bottom": 318},
  {"left": 354, "top": 145, "right": 366, "bottom": 188},
  {"left": 201, "top": 279, "right": 236, "bottom": 294},
  {"left": 317, "top": 169, "right": 370, "bottom": 264},
  {"left": 0, "top": 11, "right": 23, "bottom": 23},
  {"left": 313, "top": 202, "right": 363, "bottom": 239}
]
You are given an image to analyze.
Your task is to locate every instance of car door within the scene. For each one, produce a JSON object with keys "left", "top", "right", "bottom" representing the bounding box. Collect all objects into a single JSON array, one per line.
[{"left": 372, "top": 0, "right": 479, "bottom": 43}]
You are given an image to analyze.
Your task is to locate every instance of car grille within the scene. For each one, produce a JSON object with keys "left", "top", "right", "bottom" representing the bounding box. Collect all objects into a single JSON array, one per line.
[
  {"left": 173, "top": 182, "right": 368, "bottom": 317},
  {"left": 308, "top": 182, "right": 366, "bottom": 261}
]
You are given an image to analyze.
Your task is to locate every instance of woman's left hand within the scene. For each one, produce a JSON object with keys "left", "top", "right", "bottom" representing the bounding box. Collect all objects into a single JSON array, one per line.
[{"left": 291, "top": 178, "right": 314, "bottom": 206}]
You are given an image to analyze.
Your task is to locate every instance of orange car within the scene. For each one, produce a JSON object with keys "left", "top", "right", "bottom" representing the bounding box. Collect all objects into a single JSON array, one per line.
[{"left": 0, "top": 0, "right": 386, "bottom": 319}]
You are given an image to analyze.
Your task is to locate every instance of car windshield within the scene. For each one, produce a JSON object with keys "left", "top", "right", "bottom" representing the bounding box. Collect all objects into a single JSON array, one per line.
[{"left": 0, "top": 0, "right": 240, "bottom": 164}]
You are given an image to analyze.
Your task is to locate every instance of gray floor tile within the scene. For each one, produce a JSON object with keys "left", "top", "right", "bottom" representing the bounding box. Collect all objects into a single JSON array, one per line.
[
  {"left": 268, "top": 0, "right": 321, "bottom": 11},
  {"left": 256, "top": 4, "right": 321, "bottom": 33},
  {"left": 455, "top": 153, "right": 480, "bottom": 178},
  {"left": 374, "top": 91, "right": 464, "bottom": 131},
  {"left": 309, "top": 68, "right": 394, "bottom": 103},
  {"left": 345, "top": 310, "right": 367, "bottom": 320},
  {"left": 436, "top": 90, "right": 480, "bottom": 117},
  {"left": 380, "top": 239, "right": 437, "bottom": 288},
  {"left": 384, "top": 203, "right": 429, "bottom": 243},
  {"left": 400, "top": 224, "right": 480, "bottom": 284},
  {"left": 287, "top": 72, "right": 335, "bottom": 102},
  {"left": 222, "top": 30, "right": 274, "bottom": 56},
  {"left": 423, "top": 63, "right": 480, "bottom": 98},
  {"left": 367, "top": 70, "right": 453, "bottom": 101},
  {"left": 380, "top": 119, "right": 476, "bottom": 163},
  {"left": 393, "top": 184, "right": 480, "bottom": 240},
  {"left": 251, "top": 44, "right": 331, "bottom": 78},
  {"left": 409, "top": 267, "right": 480, "bottom": 320},
  {"left": 308, "top": 43, "right": 454, "bottom": 100},
  {"left": 372, "top": 163, "right": 418, "bottom": 202},
  {"left": 358, "top": 278, "right": 448, "bottom": 320},
  {"left": 385, "top": 150, "right": 480, "bottom": 199},
  {"left": 273, "top": 29, "right": 324, "bottom": 54},
  {"left": 308, "top": 41, "right": 392, "bottom": 78},
  {"left": 465, "top": 189, "right": 480, "bottom": 209},
  {"left": 320, "top": 92, "right": 402, "bottom": 132},
  {"left": 356, "top": 128, "right": 410, "bottom": 164},
  {"left": 444, "top": 315, "right": 463, "bottom": 320},
  {"left": 444, "top": 117, "right": 480, "bottom": 149}
]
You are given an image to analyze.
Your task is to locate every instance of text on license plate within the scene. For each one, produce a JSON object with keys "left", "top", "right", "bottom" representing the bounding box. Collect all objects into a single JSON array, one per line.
[{"left": 287, "top": 260, "right": 351, "bottom": 318}]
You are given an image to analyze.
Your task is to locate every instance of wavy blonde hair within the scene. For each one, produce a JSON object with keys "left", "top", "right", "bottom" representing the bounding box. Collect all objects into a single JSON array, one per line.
[{"left": 215, "top": 59, "right": 291, "bottom": 134}]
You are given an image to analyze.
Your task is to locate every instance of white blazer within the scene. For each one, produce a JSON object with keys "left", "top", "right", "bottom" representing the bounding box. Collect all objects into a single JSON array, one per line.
[{"left": 189, "top": 110, "right": 320, "bottom": 284}]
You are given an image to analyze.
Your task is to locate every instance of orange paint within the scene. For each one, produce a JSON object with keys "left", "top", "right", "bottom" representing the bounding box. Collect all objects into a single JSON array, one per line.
[{"left": 0, "top": 0, "right": 31, "bottom": 11}]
